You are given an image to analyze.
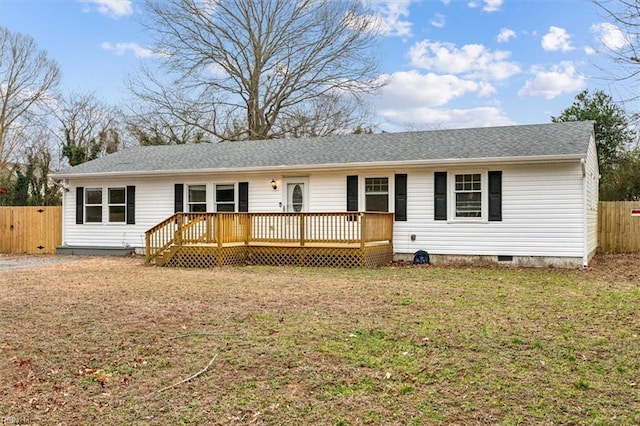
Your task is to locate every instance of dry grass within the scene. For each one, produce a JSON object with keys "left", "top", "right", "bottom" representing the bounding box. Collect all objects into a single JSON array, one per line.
[{"left": 1, "top": 255, "right": 639, "bottom": 425}]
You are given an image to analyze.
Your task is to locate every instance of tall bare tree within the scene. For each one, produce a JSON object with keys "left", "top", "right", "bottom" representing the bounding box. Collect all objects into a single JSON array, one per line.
[
  {"left": 130, "top": 0, "right": 384, "bottom": 141},
  {"left": 125, "top": 82, "right": 212, "bottom": 145},
  {"left": 593, "top": 1, "right": 640, "bottom": 82},
  {"left": 53, "top": 92, "right": 122, "bottom": 166},
  {"left": 0, "top": 27, "right": 60, "bottom": 172}
]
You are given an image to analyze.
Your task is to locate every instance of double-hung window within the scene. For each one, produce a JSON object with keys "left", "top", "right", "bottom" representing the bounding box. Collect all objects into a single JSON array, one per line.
[
  {"left": 108, "top": 187, "right": 126, "bottom": 222},
  {"left": 188, "top": 185, "right": 207, "bottom": 212},
  {"left": 85, "top": 188, "right": 103, "bottom": 223},
  {"left": 215, "top": 184, "right": 235, "bottom": 212},
  {"left": 454, "top": 174, "right": 482, "bottom": 218},
  {"left": 365, "top": 177, "right": 389, "bottom": 212}
]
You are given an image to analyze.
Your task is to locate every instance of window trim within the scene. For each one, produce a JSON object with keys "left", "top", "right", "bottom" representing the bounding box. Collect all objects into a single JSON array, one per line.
[
  {"left": 448, "top": 171, "right": 488, "bottom": 222},
  {"left": 84, "top": 187, "right": 103, "bottom": 223},
  {"left": 187, "top": 184, "right": 208, "bottom": 213},
  {"left": 215, "top": 183, "right": 236, "bottom": 212},
  {"left": 108, "top": 187, "right": 126, "bottom": 223},
  {"left": 363, "top": 175, "right": 390, "bottom": 213}
]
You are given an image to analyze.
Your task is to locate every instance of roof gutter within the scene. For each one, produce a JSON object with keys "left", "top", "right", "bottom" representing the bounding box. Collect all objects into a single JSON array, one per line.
[{"left": 52, "top": 153, "right": 586, "bottom": 180}]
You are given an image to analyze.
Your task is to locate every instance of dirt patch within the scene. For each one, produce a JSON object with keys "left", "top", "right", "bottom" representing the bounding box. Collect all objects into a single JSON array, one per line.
[
  {"left": 587, "top": 252, "right": 640, "bottom": 281},
  {"left": 0, "top": 254, "right": 86, "bottom": 272}
]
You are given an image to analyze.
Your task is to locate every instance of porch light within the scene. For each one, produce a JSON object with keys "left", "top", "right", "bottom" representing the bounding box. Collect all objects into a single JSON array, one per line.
[{"left": 271, "top": 179, "right": 278, "bottom": 190}]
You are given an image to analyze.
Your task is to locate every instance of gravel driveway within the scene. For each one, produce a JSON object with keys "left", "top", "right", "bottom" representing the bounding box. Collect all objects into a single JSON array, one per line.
[{"left": 0, "top": 254, "right": 84, "bottom": 272}]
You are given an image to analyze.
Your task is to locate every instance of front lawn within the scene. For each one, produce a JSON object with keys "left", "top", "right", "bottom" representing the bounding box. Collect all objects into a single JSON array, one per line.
[{"left": 0, "top": 255, "right": 638, "bottom": 425}]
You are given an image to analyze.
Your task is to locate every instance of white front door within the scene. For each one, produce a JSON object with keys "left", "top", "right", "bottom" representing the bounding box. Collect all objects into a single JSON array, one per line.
[{"left": 284, "top": 178, "right": 308, "bottom": 212}]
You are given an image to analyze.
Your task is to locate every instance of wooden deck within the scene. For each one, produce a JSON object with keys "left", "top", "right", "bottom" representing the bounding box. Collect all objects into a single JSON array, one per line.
[{"left": 145, "top": 212, "right": 394, "bottom": 268}]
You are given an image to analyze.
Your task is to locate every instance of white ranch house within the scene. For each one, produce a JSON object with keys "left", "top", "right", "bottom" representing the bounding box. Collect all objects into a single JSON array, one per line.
[{"left": 53, "top": 121, "right": 599, "bottom": 267}]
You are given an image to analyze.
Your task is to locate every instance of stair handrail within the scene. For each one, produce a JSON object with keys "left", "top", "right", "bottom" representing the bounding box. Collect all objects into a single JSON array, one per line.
[{"left": 145, "top": 213, "right": 180, "bottom": 263}]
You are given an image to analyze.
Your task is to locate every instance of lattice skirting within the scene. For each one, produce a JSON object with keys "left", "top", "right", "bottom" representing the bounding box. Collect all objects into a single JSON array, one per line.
[
  {"left": 363, "top": 244, "right": 394, "bottom": 268},
  {"left": 164, "top": 245, "right": 248, "bottom": 268},
  {"left": 159, "top": 243, "right": 393, "bottom": 268}
]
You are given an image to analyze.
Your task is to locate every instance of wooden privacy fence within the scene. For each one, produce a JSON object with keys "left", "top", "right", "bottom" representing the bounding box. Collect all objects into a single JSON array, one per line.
[
  {"left": 598, "top": 201, "right": 640, "bottom": 253},
  {"left": 0, "top": 206, "right": 62, "bottom": 254}
]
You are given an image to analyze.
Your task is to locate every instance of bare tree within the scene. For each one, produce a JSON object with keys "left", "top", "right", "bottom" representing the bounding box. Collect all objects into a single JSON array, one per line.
[
  {"left": 0, "top": 27, "right": 60, "bottom": 172},
  {"left": 53, "top": 92, "right": 122, "bottom": 166},
  {"left": 278, "top": 92, "right": 371, "bottom": 138},
  {"left": 125, "top": 74, "right": 213, "bottom": 145},
  {"left": 130, "top": 0, "right": 385, "bottom": 141}
]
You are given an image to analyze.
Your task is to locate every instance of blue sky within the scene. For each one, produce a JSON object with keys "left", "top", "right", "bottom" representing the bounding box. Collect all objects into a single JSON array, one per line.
[{"left": 1, "top": 0, "right": 629, "bottom": 132}]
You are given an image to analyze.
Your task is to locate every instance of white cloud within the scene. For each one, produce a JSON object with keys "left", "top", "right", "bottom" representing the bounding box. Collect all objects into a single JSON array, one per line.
[
  {"left": 80, "top": 0, "right": 133, "bottom": 18},
  {"left": 375, "top": 70, "right": 494, "bottom": 112},
  {"left": 517, "top": 62, "right": 586, "bottom": 99},
  {"left": 366, "top": 0, "right": 413, "bottom": 37},
  {"left": 482, "top": 0, "right": 504, "bottom": 12},
  {"left": 377, "top": 105, "right": 514, "bottom": 131},
  {"left": 541, "top": 26, "right": 574, "bottom": 52},
  {"left": 206, "top": 63, "right": 227, "bottom": 77},
  {"left": 101, "top": 41, "right": 156, "bottom": 58},
  {"left": 496, "top": 28, "right": 516, "bottom": 43},
  {"left": 584, "top": 46, "right": 596, "bottom": 55},
  {"left": 467, "top": 0, "right": 503, "bottom": 12},
  {"left": 430, "top": 13, "right": 446, "bottom": 28},
  {"left": 591, "top": 22, "right": 629, "bottom": 51},
  {"left": 408, "top": 40, "right": 521, "bottom": 80}
]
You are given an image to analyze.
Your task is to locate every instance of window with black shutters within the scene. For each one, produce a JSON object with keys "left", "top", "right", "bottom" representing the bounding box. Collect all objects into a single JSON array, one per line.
[
  {"left": 85, "top": 188, "right": 103, "bottom": 223},
  {"left": 108, "top": 187, "right": 126, "bottom": 222},
  {"left": 215, "top": 184, "right": 235, "bottom": 212},
  {"left": 365, "top": 177, "right": 389, "bottom": 212}
]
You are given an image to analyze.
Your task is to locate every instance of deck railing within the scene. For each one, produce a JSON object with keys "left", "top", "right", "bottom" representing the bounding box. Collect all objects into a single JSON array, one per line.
[{"left": 145, "top": 212, "right": 394, "bottom": 263}]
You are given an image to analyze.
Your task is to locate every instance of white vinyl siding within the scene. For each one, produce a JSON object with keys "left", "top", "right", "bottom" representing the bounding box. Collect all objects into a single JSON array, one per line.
[
  {"left": 62, "top": 162, "right": 589, "bottom": 263},
  {"left": 394, "top": 162, "right": 586, "bottom": 258}
]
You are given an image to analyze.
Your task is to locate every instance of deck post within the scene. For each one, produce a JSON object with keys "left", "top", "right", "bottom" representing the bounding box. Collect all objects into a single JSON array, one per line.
[
  {"left": 145, "top": 231, "right": 151, "bottom": 263},
  {"left": 217, "top": 213, "right": 223, "bottom": 249},
  {"left": 299, "top": 214, "right": 305, "bottom": 247},
  {"left": 175, "top": 214, "right": 183, "bottom": 247},
  {"left": 217, "top": 213, "right": 223, "bottom": 267},
  {"left": 206, "top": 214, "right": 213, "bottom": 243},
  {"left": 360, "top": 213, "right": 367, "bottom": 267},
  {"left": 245, "top": 213, "right": 251, "bottom": 246},
  {"left": 360, "top": 213, "right": 366, "bottom": 250}
]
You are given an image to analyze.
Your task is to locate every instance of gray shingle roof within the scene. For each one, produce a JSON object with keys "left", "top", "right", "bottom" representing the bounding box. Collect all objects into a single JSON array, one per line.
[{"left": 54, "top": 121, "right": 594, "bottom": 177}]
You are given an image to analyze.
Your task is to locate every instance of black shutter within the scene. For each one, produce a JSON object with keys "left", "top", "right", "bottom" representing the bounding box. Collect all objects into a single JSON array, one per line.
[
  {"left": 126, "top": 185, "right": 136, "bottom": 224},
  {"left": 346, "top": 175, "right": 358, "bottom": 211},
  {"left": 238, "top": 182, "right": 249, "bottom": 212},
  {"left": 174, "top": 183, "right": 184, "bottom": 213},
  {"left": 488, "top": 171, "right": 502, "bottom": 221},
  {"left": 76, "top": 187, "right": 84, "bottom": 224},
  {"left": 434, "top": 172, "right": 447, "bottom": 221},
  {"left": 394, "top": 174, "right": 407, "bottom": 221}
]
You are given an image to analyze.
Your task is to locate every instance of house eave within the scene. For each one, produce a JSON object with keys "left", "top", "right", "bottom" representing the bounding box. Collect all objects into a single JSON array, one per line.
[{"left": 52, "top": 153, "right": 586, "bottom": 180}]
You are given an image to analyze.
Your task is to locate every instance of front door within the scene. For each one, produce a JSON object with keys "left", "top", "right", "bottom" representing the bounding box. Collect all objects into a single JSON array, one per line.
[{"left": 285, "top": 178, "right": 308, "bottom": 212}]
